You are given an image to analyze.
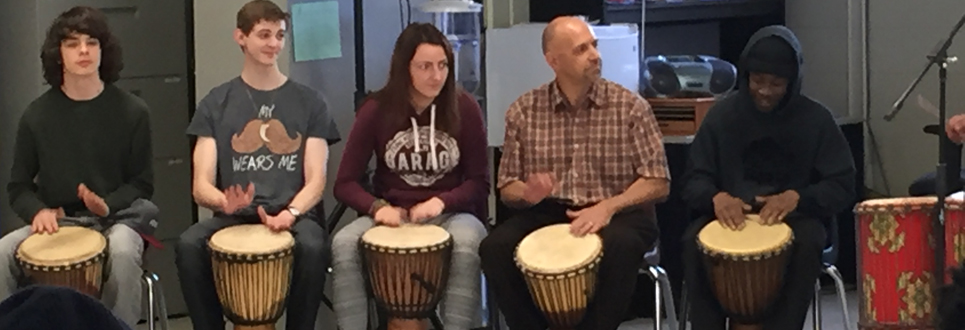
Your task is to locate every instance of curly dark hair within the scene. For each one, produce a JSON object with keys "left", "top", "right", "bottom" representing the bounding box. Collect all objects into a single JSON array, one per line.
[
  {"left": 939, "top": 262, "right": 965, "bottom": 330},
  {"left": 40, "top": 6, "right": 123, "bottom": 87}
]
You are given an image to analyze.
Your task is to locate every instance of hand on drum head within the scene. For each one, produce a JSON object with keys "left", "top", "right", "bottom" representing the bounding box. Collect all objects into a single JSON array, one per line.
[
  {"left": 375, "top": 206, "right": 408, "bottom": 227},
  {"left": 523, "top": 173, "right": 556, "bottom": 205},
  {"left": 222, "top": 183, "right": 255, "bottom": 215},
  {"left": 77, "top": 184, "right": 108, "bottom": 217},
  {"left": 257, "top": 206, "right": 295, "bottom": 231},
  {"left": 409, "top": 197, "right": 445, "bottom": 223},
  {"left": 713, "top": 192, "right": 752, "bottom": 231},
  {"left": 754, "top": 190, "right": 800, "bottom": 225},
  {"left": 567, "top": 203, "right": 613, "bottom": 236},
  {"left": 30, "top": 208, "right": 63, "bottom": 234}
]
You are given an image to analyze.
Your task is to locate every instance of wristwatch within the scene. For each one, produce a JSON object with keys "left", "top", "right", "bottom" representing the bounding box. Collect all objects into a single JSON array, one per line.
[{"left": 287, "top": 206, "right": 301, "bottom": 217}]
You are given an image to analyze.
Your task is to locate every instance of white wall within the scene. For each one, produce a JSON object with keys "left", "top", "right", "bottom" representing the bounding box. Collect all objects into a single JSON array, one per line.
[
  {"left": 485, "top": 0, "right": 528, "bottom": 28},
  {"left": 866, "top": 1, "right": 965, "bottom": 196},
  {"left": 785, "top": 0, "right": 965, "bottom": 197},
  {"left": 785, "top": 0, "right": 867, "bottom": 125}
]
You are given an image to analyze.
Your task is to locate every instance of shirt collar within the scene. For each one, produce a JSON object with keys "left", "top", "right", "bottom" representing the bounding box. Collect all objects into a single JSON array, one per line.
[{"left": 549, "top": 79, "right": 606, "bottom": 111}]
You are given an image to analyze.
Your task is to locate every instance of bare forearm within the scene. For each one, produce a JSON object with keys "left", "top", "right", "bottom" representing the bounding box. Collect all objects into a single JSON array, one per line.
[
  {"left": 499, "top": 181, "right": 532, "bottom": 209},
  {"left": 600, "top": 178, "right": 670, "bottom": 213},
  {"left": 193, "top": 182, "right": 226, "bottom": 212},
  {"left": 288, "top": 176, "right": 326, "bottom": 215}
]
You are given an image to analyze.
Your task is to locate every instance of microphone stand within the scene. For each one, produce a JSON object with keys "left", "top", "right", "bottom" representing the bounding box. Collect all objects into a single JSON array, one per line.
[{"left": 884, "top": 13, "right": 965, "bottom": 294}]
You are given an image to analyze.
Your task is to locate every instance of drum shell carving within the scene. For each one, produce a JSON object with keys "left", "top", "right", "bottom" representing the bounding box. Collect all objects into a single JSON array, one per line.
[
  {"left": 15, "top": 226, "right": 108, "bottom": 298},
  {"left": 17, "top": 250, "right": 106, "bottom": 298},
  {"left": 514, "top": 223, "right": 603, "bottom": 330},
  {"left": 855, "top": 197, "right": 941, "bottom": 330},
  {"left": 696, "top": 220, "right": 793, "bottom": 325},
  {"left": 360, "top": 236, "right": 453, "bottom": 319},
  {"left": 209, "top": 237, "right": 295, "bottom": 327},
  {"left": 516, "top": 253, "right": 602, "bottom": 329}
]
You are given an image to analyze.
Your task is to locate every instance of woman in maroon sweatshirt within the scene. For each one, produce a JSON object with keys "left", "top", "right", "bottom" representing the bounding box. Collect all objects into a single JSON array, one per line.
[{"left": 330, "top": 23, "right": 490, "bottom": 330}]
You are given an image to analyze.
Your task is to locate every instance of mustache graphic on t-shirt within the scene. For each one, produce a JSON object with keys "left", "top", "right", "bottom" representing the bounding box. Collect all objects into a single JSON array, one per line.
[{"left": 231, "top": 119, "right": 303, "bottom": 155}]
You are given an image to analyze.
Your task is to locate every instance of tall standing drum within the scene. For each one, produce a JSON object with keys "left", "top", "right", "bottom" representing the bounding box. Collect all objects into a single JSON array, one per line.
[
  {"left": 209, "top": 224, "right": 295, "bottom": 330},
  {"left": 515, "top": 223, "right": 603, "bottom": 330},
  {"left": 360, "top": 224, "right": 454, "bottom": 319},
  {"left": 696, "top": 215, "right": 793, "bottom": 327},
  {"left": 16, "top": 226, "right": 107, "bottom": 298},
  {"left": 855, "top": 197, "right": 937, "bottom": 330},
  {"left": 944, "top": 191, "right": 965, "bottom": 283}
]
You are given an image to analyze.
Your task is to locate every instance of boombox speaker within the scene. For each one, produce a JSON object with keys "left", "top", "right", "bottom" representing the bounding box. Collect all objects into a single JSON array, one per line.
[{"left": 643, "top": 55, "right": 737, "bottom": 98}]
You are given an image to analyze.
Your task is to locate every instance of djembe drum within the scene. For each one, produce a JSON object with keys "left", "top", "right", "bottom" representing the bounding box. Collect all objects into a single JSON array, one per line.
[
  {"left": 360, "top": 224, "right": 453, "bottom": 320},
  {"left": 856, "top": 197, "right": 941, "bottom": 330},
  {"left": 16, "top": 226, "right": 107, "bottom": 298},
  {"left": 515, "top": 223, "right": 603, "bottom": 330},
  {"left": 696, "top": 215, "right": 793, "bottom": 328},
  {"left": 944, "top": 192, "right": 965, "bottom": 283},
  {"left": 209, "top": 224, "right": 295, "bottom": 330}
]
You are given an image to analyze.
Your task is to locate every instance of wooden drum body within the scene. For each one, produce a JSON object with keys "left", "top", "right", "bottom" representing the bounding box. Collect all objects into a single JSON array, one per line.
[
  {"left": 856, "top": 197, "right": 937, "bottom": 330},
  {"left": 515, "top": 223, "right": 603, "bottom": 330},
  {"left": 209, "top": 224, "right": 295, "bottom": 330},
  {"left": 696, "top": 215, "right": 793, "bottom": 325},
  {"left": 360, "top": 224, "right": 454, "bottom": 319},
  {"left": 16, "top": 226, "right": 107, "bottom": 298}
]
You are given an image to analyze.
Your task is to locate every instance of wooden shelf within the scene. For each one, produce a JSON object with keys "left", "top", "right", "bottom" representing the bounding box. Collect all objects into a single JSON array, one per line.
[{"left": 603, "top": 0, "right": 784, "bottom": 25}]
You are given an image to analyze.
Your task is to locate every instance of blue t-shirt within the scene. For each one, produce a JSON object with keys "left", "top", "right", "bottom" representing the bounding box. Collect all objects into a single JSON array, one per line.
[{"left": 186, "top": 77, "right": 341, "bottom": 217}]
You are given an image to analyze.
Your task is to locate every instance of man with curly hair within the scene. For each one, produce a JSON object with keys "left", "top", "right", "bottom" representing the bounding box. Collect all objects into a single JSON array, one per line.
[{"left": 0, "top": 6, "right": 157, "bottom": 327}]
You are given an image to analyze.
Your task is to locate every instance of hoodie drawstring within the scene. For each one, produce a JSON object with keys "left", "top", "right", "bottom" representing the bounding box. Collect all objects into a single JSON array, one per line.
[{"left": 410, "top": 104, "right": 439, "bottom": 171}]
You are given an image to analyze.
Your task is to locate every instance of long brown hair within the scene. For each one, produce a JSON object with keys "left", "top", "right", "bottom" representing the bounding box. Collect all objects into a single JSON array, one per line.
[{"left": 370, "top": 23, "right": 461, "bottom": 135}]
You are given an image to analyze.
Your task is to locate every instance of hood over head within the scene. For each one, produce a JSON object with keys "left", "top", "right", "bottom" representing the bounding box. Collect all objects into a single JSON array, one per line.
[{"left": 738, "top": 25, "right": 805, "bottom": 114}]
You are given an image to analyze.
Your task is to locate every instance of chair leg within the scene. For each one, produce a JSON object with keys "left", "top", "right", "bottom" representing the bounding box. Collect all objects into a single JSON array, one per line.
[
  {"left": 143, "top": 273, "right": 156, "bottom": 330},
  {"left": 430, "top": 313, "right": 444, "bottom": 330},
  {"left": 652, "top": 270, "right": 662, "bottom": 330},
  {"left": 151, "top": 272, "right": 170, "bottom": 330},
  {"left": 648, "top": 265, "right": 679, "bottom": 330},
  {"left": 678, "top": 281, "right": 688, "bottom": 330},
  {"left": 812, "top": 280, "right": 822, "bottom": 330},
  {"left": 487, "top": 284, "right": 500, "bottom": 330},
  {"left": 323, "top": 294, "right": 335, "bottom": 311},
  {"left": 825, "top": 265, "right": 854, "bottom": 330}
]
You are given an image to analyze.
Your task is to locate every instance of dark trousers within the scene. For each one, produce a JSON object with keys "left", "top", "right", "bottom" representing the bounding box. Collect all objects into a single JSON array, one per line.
[
  {"left": 682, "top": 215, "right": 825, "bottom": 330},
  {"left": 479, "top": 200, "right": 659, "bottom": 330},
  {"left": 175, "top": 214, "right": 330, "bottom": 330}
]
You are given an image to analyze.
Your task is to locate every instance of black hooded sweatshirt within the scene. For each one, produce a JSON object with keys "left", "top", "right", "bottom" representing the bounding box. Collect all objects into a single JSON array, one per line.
[{"left": 681, "top": 25, "right": 856, "bottom": 221}]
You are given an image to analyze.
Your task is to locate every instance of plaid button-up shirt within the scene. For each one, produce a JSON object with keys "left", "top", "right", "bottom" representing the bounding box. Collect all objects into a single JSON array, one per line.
[{"left": 497, "top": 79, "right": 670, "bottom": 206}]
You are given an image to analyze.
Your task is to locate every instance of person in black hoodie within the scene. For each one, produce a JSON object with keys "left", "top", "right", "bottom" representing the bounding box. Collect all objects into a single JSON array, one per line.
[
  {"left": 939, "top": 262, "right": 965, "bottom": 330},
  {"left": 0, "top": 285, "right": 133, "bottom": 330},
  {"left": 680, "top": 25, "right": 856, "bottom": 330}
]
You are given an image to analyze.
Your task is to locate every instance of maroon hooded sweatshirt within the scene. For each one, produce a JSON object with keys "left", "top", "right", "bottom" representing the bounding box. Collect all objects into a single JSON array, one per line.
[{"left": 333, "top": 91, "right": 490, "bottom": 220}]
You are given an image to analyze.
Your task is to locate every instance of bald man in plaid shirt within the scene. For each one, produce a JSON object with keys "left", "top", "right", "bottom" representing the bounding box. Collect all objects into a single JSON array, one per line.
[{"left": 479, "top": 16, "right": 671, "bottom": 330}]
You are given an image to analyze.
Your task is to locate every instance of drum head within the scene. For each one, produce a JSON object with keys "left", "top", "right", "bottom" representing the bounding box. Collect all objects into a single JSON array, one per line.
[
  {"left": 951, "top": 191, "right": 965, "bottom": 200},
  {"left": 209, "top": 224, "right": 294, "bottom": 255},
  {"left": 948, "top": 191, "right": 965, "bottom": 207},
  {"left": 515, "top": 223, "right": 602, "bottom": 274},
  {"left": 360, "top": 224, "right": 450, "bottom": 249},
  {"left": 856, "top": 196, "right": 937, "bottom": 211},
  {"left": 17, "top": 226, "right": 106, "bottom": 266},
  {"left": 697, "top": 215, "right": 792, "bottom": 256}
]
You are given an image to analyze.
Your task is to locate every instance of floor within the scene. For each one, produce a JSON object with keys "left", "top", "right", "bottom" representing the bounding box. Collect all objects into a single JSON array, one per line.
[{"left": 134, "top": 289, "right": 861, "bottom": 330}]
